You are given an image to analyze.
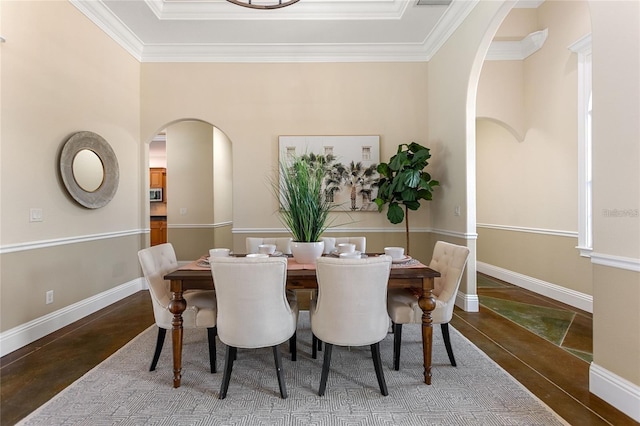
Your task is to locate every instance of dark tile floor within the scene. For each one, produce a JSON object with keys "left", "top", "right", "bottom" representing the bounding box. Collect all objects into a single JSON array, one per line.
[{"left": 1, "top": 276, "right": 637, "bottom": 425}]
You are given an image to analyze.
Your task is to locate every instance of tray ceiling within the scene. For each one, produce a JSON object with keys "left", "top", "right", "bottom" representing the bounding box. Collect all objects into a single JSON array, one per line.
[{"left": 70, "top": 0, "right": 542, "bottom": 62}]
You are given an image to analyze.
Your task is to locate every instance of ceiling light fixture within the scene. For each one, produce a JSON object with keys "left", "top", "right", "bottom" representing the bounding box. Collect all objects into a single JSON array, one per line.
[{"left": 226, "top": 0, "right": 300, "bottom": 10}]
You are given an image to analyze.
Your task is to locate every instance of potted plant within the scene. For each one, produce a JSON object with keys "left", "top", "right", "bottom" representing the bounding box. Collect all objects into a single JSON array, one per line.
[
  {"left": 374, "top": 142, "right": 439, "bottom": 255},
  {"left": 274, "top": 154, "right": 335, "bottom": 263}
]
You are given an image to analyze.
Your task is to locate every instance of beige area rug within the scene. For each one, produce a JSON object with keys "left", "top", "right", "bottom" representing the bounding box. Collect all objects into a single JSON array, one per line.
[{"left": 18, "top": 312, "right": 569, "bottom": 425}]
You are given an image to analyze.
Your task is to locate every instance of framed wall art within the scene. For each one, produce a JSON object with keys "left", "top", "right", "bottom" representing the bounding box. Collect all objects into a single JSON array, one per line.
[{"left": 278, "top": 135, "right": 380, "bottom": 211}]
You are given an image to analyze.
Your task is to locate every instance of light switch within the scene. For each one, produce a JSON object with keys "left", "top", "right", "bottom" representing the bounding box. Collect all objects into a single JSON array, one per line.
[{"left": 30, "top": 208, "right": 43, "bottom": 222}]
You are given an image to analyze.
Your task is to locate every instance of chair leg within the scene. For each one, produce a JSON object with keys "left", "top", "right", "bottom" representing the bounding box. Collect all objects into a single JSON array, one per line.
[
  {"left": 318, "top": 343, "right": 333, "bottom": 396},
  {"left": 289, "top": 332, "right": 297, "bottom": 361},
  {"left": 219, "top": 346, "right": 237, "bottom": 399},
  {"left": 207, "top": 326, "right": 217, "bottom": 373},
  {"left": 371, "top": 342, "right": 388, "bottom": 396},
  {"left": 392, "top": 322, "right": 403, "bottom": 371},
  {"left": 149, "top": 327, "right": 166, "bottom": 372},
  {"left": 312, "top": 334, "right": 318, "bottom": 359},
  {"left": 441, "top": 323, "right": 457, "bottom": 367},
  {"left": 273, "top": 346, "right": 288, "bottom": 399}
]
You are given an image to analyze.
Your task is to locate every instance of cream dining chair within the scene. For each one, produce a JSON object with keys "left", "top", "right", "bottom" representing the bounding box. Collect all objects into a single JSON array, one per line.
[
  {"left": 210, "top": 256, "right": 298, "bottom": 399},
  {"left": 310, "top": 255, "right": 393, "bottom": 396},
  {"left": 245, "top": 237, "right": 293, "bottom": 255},
  {"left": 138, "top": 243, "right": 218, "bottom": 373},
  {"left": 320, "top": 236, "right": 366, "bottom": 254},
  {"left": 386, "top": 241, "right": 470, "bottom": 370}
]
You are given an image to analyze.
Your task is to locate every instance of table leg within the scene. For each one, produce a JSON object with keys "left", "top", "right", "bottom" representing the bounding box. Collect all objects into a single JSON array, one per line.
[
  {"left": 169, "top": 280, "right": 187, "bottom": 388},
  {"left": 418, "top": 277, "right": 436, "bottom": 385}
]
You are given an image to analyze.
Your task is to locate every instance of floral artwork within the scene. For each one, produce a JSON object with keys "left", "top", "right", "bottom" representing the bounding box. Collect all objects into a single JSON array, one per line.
[{"left": 279, "top": 135, "right": 380, "bottom": 212}]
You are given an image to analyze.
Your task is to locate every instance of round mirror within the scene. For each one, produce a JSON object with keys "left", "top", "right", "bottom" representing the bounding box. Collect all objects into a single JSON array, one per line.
[
  {"left": 72, "top": 149, "right": 104, "bottom": 192},
  {"left": 60, "top": 131, "right": 119, "bottom": 209}
]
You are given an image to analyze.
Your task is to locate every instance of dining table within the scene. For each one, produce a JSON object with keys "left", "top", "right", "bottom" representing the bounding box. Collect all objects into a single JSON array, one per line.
[{"left": 163, "top": 254, "right": 440, "bottom": 388}]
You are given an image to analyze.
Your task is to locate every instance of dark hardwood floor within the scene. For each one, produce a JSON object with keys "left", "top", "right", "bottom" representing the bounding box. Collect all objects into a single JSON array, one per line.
[{"left": 1, "top": 277, "right": 636, "bottom": 425}]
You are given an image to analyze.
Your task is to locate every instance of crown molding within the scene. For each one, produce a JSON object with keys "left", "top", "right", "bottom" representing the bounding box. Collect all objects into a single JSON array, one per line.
[
  {"left": 71, "top": 0, "right": 478, "bottom": 63},
  {"left": 485, "top": 28, "right": 548, "bottom": 61},
  {"left": 422, "top": 0, "right": 479, "bottom": 61}
]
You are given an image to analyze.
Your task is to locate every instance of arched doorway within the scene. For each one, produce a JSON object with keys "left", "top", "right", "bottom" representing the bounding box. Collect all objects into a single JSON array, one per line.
[{"left": 148, "top": 120, "right": 233, "bottom": 261}]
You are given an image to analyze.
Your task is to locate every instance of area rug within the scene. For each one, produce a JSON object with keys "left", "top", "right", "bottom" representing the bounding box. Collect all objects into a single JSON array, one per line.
[{"left": 18, "top": 312, "right": 568, "bottom": 425}]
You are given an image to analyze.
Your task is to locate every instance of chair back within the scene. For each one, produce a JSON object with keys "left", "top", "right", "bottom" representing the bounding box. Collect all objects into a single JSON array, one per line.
[
  {"left": 245, "top": 237, "right": 293, "bottom": 254},
  {"left": 312, "top": 256, "right": 392, "bottom": 346},
  {"left": 320, "top": 236, "right": 366, "bottom": 254},
  {"left": 210, "top": 256, "right": 296, "bottom": 348},
  {"left": 138, "top": 243, "right": 178, "bottom": 328},
  {"left": 429, "top": 241, "right": 470, "bottom": 322}
]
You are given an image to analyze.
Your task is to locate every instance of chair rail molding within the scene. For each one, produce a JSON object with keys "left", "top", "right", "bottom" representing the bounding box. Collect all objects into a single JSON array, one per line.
[{"left": 0, "top": 229, "right": 144, "bottom": 254}]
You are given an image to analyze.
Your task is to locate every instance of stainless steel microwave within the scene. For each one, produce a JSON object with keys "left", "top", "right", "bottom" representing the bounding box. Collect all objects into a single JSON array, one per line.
[{"left": 150, "top": 188, "right": 163, "bottom": 202}]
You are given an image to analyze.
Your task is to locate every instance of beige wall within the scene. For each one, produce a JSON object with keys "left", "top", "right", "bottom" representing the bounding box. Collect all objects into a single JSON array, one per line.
[
  {"left": 164, "top": 121, "right": 234, "bottom": 260},
  {"left": 590, "top": 0, "right": 640, "bottom": 388},
  {"left": 0, "top": 1, "right": 141, "bottom": 332},
  {"left": 476, "top": 1, "right": 592, "bottom": 297},
  {"left": 140, "top": 62, "right": 433, "bottom": 258},
  {"left": 213, "top": 127, "right": 233, "bottom": 225}
]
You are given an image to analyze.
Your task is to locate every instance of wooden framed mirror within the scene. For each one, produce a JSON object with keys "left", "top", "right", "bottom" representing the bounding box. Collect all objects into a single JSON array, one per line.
[{"left": 60, "top": 131, "right": 119, "bottom": 209}]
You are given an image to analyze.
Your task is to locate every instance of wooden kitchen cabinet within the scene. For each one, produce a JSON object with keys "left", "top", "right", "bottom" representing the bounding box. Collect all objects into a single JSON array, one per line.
[
  {"left": 150, "top": 219, "right": 167, "bottom": 246},
  {"left": 150, "top": 168, "right": 165, "bottom": 189}
]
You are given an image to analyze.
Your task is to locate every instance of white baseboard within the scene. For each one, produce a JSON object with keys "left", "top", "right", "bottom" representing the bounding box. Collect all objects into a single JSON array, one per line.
[
  {"left": 590, "top": 362, "right": 640, "bottom": 422},
  {"left": 0, "top": 278, "right": 147, "bottom": 357},
  {"left": 476, "top": 261, "right": 593, "bottom": 313},
  {"left": 456, "top": 291, "right": 479, "bottom": 312}
]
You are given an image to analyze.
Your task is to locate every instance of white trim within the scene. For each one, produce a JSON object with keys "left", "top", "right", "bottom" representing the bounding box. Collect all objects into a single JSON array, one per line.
[
  {"left": 590, "top": 362, "right": 640, "bottom": 422},
  {"left": 485, "top": 28, "right": 548, "bottom": 61},
  {"left": 0, "top": 229, "right": 144, "bottom": 254},
  {"left": 456, "top": 291, "right": 480, "bottom": 312},
  {"left": 72, "top": 0, "right": 478, "bottom": 63},
  {"left": 569, "top": 33, "right": 593, "bottom": 257},
  {"left": 169, "top": 221, "right": 233, "bottom": 229},
  {"left": 231, "top": 226, "right": 474, "bottom": 240},
  {"left": 477, "top": 223, "right": 578, "bottom": 238},
  {"left": 477, "top": 261, "right": 593, "bottom": 313},
  {"left": 591, "top": 252, "right": 640, "bottom": 272},
  {"left": 0, "top": 279, "right": 147, "bottom": 357},
  {"left": 430, "top": 227, "right": 478, "bottom": 240}
]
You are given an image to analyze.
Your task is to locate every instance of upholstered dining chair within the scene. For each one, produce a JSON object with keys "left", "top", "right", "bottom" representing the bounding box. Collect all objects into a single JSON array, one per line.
[
  {"left": 320, "top": 236, "right": 366, "bottom": 254},
  {"left": 245, "top": 237, "right": 293, "bottom": 255},
  {"left": 310, "top": 256, "right": 393, "bottom": 396},
  {"left": 386, "top": 241, "right": 470, "bottom": 371},
  {"left": 137, "top": 243, "right": 218, "bottom": 373},
  {"left": 209, "top": 256, "right": 299, "bottom": 399}
]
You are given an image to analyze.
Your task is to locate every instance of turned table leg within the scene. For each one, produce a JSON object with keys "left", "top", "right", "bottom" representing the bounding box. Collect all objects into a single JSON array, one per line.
[
  {"left": 169, "top": 280, "right": 186, "bottom": 388},
  {"left": 418, "top": 277, "right": 436, "bottom": 385}
]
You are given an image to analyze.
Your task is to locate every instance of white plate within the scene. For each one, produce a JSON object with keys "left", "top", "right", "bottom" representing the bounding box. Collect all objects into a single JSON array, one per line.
[
  {"left": 270, "top": 251, "right": 283, "bottom": 257},
  {"left": 329, "top": 249, "right": 361, "bottom": 257},
  {"left": 392, "top": 255, "right": 412, "bottom": 264}
]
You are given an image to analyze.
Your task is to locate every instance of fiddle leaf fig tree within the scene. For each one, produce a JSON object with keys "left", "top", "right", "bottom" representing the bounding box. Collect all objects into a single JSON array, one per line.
[{"left": 374, "top": 142, "right": 439, "bottom": 253}]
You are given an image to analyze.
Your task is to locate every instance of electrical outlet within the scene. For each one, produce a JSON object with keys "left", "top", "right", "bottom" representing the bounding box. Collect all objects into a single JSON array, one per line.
[
  {"left": 180, "top": 208, "right": 187, "bottom": 215},
  {"left": 46, "top": 290, "right": 54, "bottom": 304},
  {"left": 454, "top": 206, "right": 461, "bottom": 216}
]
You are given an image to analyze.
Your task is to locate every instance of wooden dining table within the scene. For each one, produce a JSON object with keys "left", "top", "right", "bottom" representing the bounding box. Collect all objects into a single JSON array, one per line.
[{"left": 164, "top": 255, "right": 440, "bottom": 388}]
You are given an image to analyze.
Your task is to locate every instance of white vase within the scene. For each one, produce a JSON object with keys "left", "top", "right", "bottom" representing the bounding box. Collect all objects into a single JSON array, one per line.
[{"left": 291, "top": 241, "right": 325, "bottom": 264}]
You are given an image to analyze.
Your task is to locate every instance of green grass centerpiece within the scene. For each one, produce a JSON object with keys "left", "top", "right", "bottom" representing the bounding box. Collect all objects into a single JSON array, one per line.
[{"left": 274, "top": 154, "right": 336, "bottom": 262}]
